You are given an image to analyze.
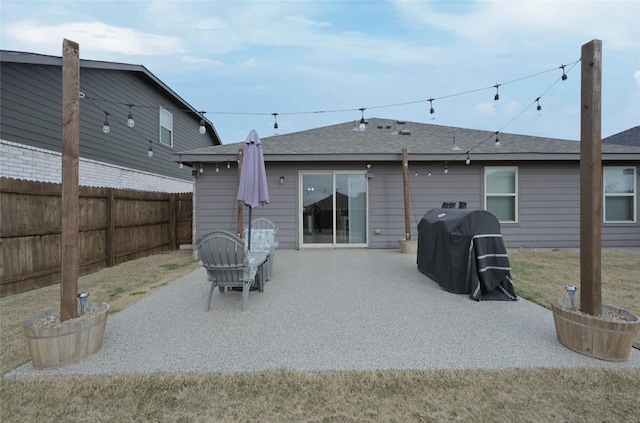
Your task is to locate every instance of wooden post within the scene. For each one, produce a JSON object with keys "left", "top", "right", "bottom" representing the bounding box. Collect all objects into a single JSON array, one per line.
[
  {"left": 106, "top": 189, "right": 115, "bottom": 267},
  {"left": 60, "top": 39, "right": 80, "bottom": 322},
  {"left": 580, "top": 39, "right": 603, "bottom": 316},
  {"left": 237, "top": 149, "right": 244, "bottom": 237},
  {"left": 402, "top": 148, "right": 411, "bottom": 240},
  {"left": 169, "top": 194, "right": 177, "bottom": 250}
]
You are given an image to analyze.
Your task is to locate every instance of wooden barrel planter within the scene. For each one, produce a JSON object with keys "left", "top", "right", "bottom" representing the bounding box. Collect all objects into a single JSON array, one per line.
[
  {"left": 23, "top": 302, "right": 109, "bottom": 369},
  {"left": 551, "top": 298, "right": 640, "bottom": 362}
]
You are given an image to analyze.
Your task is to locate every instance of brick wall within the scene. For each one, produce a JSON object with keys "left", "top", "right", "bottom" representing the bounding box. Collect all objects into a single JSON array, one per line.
[{"left": 1, "top": 140, "right": 192, "bottom": 192}]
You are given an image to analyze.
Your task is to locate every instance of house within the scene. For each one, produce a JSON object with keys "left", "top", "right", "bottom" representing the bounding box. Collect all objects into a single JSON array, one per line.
[
  {"left": 176, "top": 118, "right": 640, "bottom": 249},
  {"left": 0, "top": 50, "right": 220, "bottom": 192}
]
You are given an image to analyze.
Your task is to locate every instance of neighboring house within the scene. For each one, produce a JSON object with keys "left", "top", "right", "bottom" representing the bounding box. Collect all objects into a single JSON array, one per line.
[
  {"left": 0, "top": 50, "right": 220, "bottom": 192},
  {"left": 177, "top": 119, "right": 640, "bottom": 249},
  {"left": 603, "top": 126, "right": 640, "bottom": 147}
]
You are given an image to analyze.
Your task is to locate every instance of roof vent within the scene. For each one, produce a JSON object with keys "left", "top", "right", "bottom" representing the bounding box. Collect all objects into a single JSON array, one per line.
[
  {"left": 377, "top": 125, "right": 383, "bottom": 129},
  {"left": 396, "top": 121, "right": 406, "bottom": 125},
  {"left": 385, "top": 125, "right": 392, "bottom": 129},
  {"left": 399, "top": 130, "right": 411, "bottom": 135}
]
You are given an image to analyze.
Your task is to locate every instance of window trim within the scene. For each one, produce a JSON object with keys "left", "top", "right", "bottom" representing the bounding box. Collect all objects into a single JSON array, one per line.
[
  {"left": 603, "top": 166, "right": 636, "bottom": 223},
  {"left": 159, "top": 107, "right": 173, "bottom": 147},
  {"left": 484, "top": 166, "right": 518, "bottom": 223}
]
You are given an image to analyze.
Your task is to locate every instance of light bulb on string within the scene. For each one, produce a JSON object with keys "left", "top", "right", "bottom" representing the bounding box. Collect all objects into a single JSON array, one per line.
[
  {"left": 227, "top": 160, "right": 230, "bottom": 169},
  {"left": 427, "top": 170, "right": 432, "bottom": 177},
  {"left": 215, "top": 164, "right": 219, "bottom": 173},
  {"left": 465, "top": 152, "right": 471, "bottom": 165},
  {"left": 444, "top": 166, "right": 448, "bottom": 175},
  {"left": 536, "top": 97, "right": 543, "bottom": 116},
  {"left": 102, "top": 111, "right": 110, "bottom": 134},
  {"left": 560, "top": 65, "right": 567, "bottom": 81},
  {"left": 179, "top": 155, "right": 183, "bottom": 169},
  {"left": 428, "top": 98, "right": 435, "bottom": 121},
  {"left": 495, "top": 133, "right": 501, "bottom": 147},
  {"left": 147, "top": 140, "right": 153, "bottom": 157},
  {"left": 493, "top": 84, "right": 500, "bottom": 108},
  {"left": 199, "top": 163, "right": 204, "bottom": 174},
  {"left": 358, "top": 108, "right": 366, "bottom": 131},
  {"left": 414, "top": 170, "right": 419, "bottom": 176},
  {"left": 272, "top": 113, "right": 279, "bottom": 135},
  {"left": 199, "top": 112, "right": 206, "bottom": 135},
  {"left": 127, "top": 104, "right": 135, "bottom": 128}
]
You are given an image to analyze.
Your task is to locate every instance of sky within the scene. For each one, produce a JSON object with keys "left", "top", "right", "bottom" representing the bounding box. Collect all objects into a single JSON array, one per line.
[{"left": 1, "top": 0, "right": 639, "bottom": 144}]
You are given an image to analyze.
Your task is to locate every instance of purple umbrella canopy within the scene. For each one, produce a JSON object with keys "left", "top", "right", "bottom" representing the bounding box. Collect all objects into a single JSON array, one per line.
[{"left": 237, "top": 130, "right": 269, "bottom": 249}]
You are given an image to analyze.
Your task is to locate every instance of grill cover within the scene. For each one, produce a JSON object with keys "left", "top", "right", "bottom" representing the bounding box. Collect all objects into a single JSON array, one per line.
[{"left": 417, "top": 208, "right": 517, "bottom": 301}]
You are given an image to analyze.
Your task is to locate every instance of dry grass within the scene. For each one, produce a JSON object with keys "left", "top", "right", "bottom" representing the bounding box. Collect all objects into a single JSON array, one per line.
[{"left": 2, "top": 249, "right": 639, "bottom": 422}]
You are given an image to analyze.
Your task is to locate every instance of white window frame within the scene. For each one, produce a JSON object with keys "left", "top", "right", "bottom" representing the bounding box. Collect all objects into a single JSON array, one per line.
[
  {"left": 603, "top": 166, "right": 636, "bottom": 223},
  {"left": 159, "top": 107, "right": 173, "bottom": 147},
  {"left": 484, "top": 166, "right": 518, "bottom": 223}
]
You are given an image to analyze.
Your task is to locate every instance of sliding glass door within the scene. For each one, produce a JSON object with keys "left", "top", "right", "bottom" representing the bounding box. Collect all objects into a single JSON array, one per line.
[{"left": 301, "top": 172, "right": 367, "bottom": 246}]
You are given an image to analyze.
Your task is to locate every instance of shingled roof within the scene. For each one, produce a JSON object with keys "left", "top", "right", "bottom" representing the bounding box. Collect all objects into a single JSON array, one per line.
[
  {"left": 176, "top": 118, "right": 640, "bottom": 165},
  {"left": 603, "top": 126, "right": 640, "bottom": 147}
]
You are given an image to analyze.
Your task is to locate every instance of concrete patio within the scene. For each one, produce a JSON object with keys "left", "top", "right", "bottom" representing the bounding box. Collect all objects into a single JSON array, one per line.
[{"left": 8, "top": 248, "right": 640, "bottom": 376}]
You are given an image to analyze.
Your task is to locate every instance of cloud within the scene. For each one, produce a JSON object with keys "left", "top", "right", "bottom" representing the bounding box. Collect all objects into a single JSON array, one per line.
[
  {"left": 392, "top": 0, "right": 640, "bottom": 52},
  {"left": 4, "top": 20, "right": 183, "bottom": 56}
]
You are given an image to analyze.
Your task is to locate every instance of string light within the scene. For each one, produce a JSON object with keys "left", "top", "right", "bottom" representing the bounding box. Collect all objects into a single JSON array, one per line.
[
  {"left": 414, "top": 169, "right": 419, "bottom": 176},
  {"left": 199, "top": 163, "right": 204, "bottom": 174},
  {"left": 428, "top": 98, "right": 435, "bottom": 120},
  {"left": 358, "top": 108, "right": 366, "bottom": 131},
  {"left": 127, "top": 104, "right": 135, "bottom": 128},
  {"left": 428, "top": 170, "right": 432, "bottom": 177},
  {"left": 215, "top": 164, "right": 219, "bottom": 173},
  {"left": 199, "top": 112, "right": 206, "bottom": 135},
  {"left": 179, "top": 155, "right": 183, "bottom": 169},
  {"left": 560, "top": 65, "right": 567, "bottom": 81},
  {"left": 272, "top": 112, "right": 279, "bottom": 134},
  {"left": 494, "top": 84, "right": 500, "bottom": 101},
  {"left": 465, "top": 152, "right": 471, "bottom": 165},
  {"left": 147, "top": 140, "right": 153, "bottom": 157},
  {"left": 495, "top": 132, "right": 501, "bottom": 147},
  {"left": 444, "top": 167, "right": 448, "bottom": 175},
  {"left": 102, "top": 111, "right": 110, "bottom": 134},
  {"left": 227, "top": 160, "right": 230, "bottom": 169}
]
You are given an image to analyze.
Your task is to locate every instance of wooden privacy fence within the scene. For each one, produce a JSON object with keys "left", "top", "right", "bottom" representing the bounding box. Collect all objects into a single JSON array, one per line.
[{"left": 1, "top": 177, "right": 193, "bottom": 297}]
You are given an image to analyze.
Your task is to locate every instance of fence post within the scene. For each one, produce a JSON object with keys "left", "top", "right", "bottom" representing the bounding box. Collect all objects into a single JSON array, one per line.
[
  {"left": 169, "top": 193, "right": 177, "bottom": 250},
  {"left": 106, "top": 188, "right": 115, "bottom": 267}
]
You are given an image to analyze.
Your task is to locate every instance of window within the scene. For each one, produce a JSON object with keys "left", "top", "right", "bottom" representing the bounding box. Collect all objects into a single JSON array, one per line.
[
  {"left": 604, "top": 166, "right": 636, "bottom": 222},
  {"left": 484, "top": 167, "right": 517, "bottom": 222},
  {"left": 159, "top": 107, "right": 173, "bottom": 147}
]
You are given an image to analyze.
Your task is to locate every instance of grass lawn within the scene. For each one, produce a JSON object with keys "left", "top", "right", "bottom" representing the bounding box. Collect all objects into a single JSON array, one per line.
[{"left": 1, "top": 249, "right": 639, "bottom": 422}]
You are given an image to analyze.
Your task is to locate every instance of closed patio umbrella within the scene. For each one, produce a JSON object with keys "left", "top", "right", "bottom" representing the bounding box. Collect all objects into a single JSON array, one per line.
[{"left": 237, "top": 129, "right": 269, "bottom": 250}]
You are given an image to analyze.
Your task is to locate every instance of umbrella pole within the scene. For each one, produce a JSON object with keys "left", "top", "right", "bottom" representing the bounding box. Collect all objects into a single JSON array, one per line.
[{"left": 248, "top": 206, "right": 252, "bottom": 250}]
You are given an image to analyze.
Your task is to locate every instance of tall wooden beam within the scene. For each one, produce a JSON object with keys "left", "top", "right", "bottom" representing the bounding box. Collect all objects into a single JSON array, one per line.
[
  {"left": 580, "top": 39, "right": 603, "bottom": 316},
  {"left": 60, "top": 39, "right": 80, "bottom": 322},
  {"left": 402, "top": 148, "right": 411, "bottom": 240}
]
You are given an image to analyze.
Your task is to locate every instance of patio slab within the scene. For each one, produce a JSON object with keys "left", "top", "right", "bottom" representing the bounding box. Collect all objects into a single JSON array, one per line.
[{"left": 8, "top": 249, "right": 640, "bottom": 376}]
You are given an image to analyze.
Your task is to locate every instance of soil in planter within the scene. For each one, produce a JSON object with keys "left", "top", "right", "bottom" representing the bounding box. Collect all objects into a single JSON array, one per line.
[
  {"left": 555, "top": 303, "right": 634, "bottom": 323},
  {"left": 29, "top": 308, "right": 103, "bottom": 330}
]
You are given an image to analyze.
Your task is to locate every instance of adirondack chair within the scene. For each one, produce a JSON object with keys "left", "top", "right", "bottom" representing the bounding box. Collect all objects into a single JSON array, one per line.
[
  {"left": 195, "top": 230, "right": 267, "bottom": 312},
  {"left": 246, "top": 218, "right": 279, "bottom": 281}
]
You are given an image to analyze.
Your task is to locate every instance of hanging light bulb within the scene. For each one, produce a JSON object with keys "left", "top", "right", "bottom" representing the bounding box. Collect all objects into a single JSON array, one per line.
[
  {"left": 147, "top": 140, "right": 153, "bottom": 157},
  {"left": 560, "top": 65, "right": 567, "bottom": 81},
  {"left": 494, "top": 84, "right": 500, "bottom": 101},
  {"left": 179, "top": 155, "right": 183, "bottom": 169},
  {"left": 199, "top": 119, "right": 206, "bottom": 135},
  {"left": 427, "top": 170, "right": 432, "bottom": 177},
  {"left": 495, "top": 133, "right": 501, "bottom": 147},
  {"left": 227, "top": 160, "right": 230, "bottom": 169},
  {"left": 444, "top": 166, "right": 449, "bottom": 175},
  {"left": 428, "top": 98, "right": 435, "bottom": 121},
  {"left": 102, "top": 111, "right": 110, "bottom": 134},
  {"left": 358, "top": 108, "right": 366, "bottom": 131},
  {"left": 272, "top": 113, "right": 279, "bottom": 135},
  {"left": 127, "top": 104, "right": 135, "bottom": 128},
  {"left": 199, "top": 163, "right": 204, "bottom": 174},
  {"left": 536, "top": 97, "right": 543, "bottom": 116},
  {"left": 414, "top": 170, "right": 419, "bottom": 176},
  {"left": 465, "top": 152, "right": 471, "bottom": 165},
  {"left": 215, "top": 164, "right": 219, "bottom": 173}
]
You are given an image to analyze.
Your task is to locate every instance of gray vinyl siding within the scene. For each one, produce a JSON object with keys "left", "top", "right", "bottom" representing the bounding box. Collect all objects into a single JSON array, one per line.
[
  {"left": 195, "top": 160, "right": 639, "bottom": 250},
  {"left": 1, "top": 62, "right": 214, "bottom": 181}
]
